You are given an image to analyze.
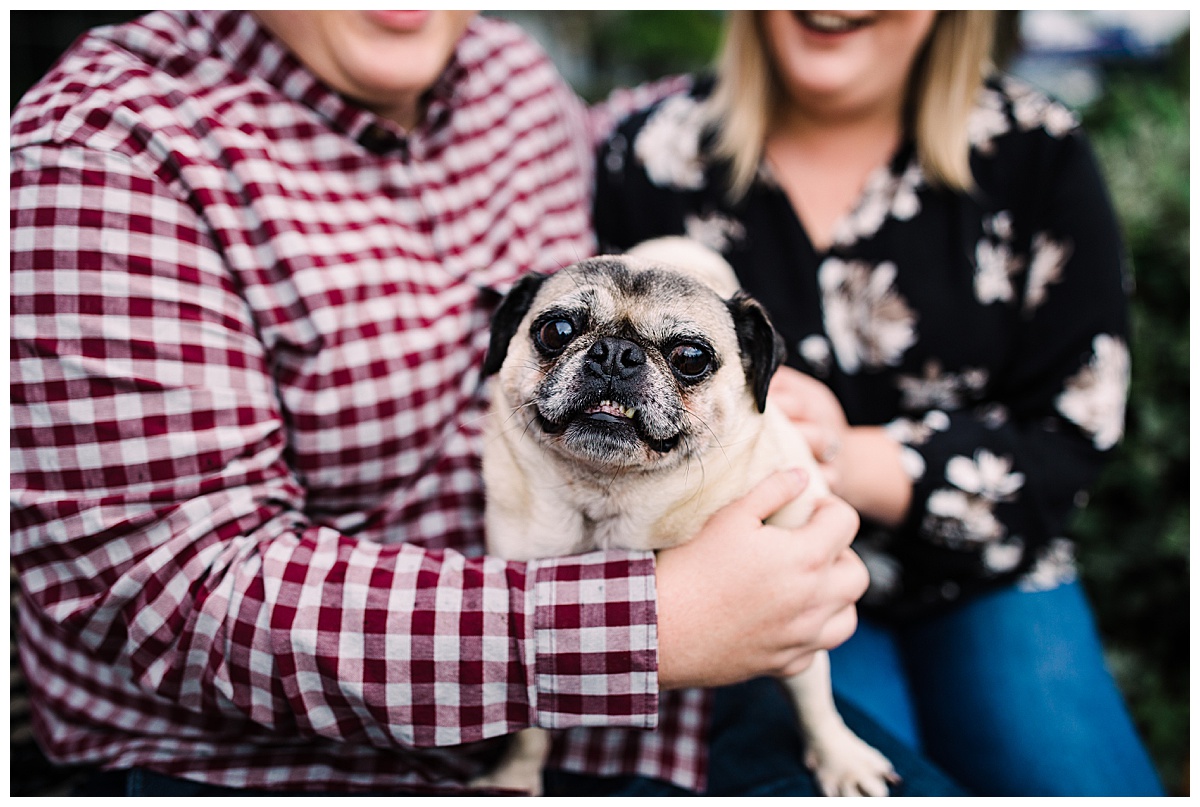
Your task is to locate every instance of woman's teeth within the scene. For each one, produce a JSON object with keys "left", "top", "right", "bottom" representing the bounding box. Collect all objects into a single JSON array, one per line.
[{"left": 797, "top": 11, "right": 871, "bottom": 34}]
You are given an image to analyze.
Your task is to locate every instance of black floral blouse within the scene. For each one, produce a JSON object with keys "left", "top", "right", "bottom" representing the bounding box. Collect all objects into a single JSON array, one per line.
[{"left": 594, "top": 76, "right": 1131, "bottom": 621}]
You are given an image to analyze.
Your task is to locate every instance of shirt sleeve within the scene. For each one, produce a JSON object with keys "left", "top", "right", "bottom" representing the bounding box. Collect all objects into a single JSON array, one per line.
[
  {"left": 9, "top": 143, "right": 660, "bottom": 750},
  {"left": 895, "top": 127, "right": 1131, "bottom": 584}
]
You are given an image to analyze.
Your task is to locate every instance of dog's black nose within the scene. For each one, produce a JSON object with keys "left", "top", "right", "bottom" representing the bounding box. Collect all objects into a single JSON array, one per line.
[{"left": 585, "top": 336, "right": 646, "bottom": 379}]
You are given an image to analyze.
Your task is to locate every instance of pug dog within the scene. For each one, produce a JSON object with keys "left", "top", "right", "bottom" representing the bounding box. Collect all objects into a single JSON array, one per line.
[{"left": 472, "top": 237, "right": 896, "bottom": 796}]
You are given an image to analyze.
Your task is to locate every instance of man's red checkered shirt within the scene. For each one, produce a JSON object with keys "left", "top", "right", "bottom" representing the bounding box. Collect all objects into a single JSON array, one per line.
[{"left": 9, "top": 10, "right": 707, "bottom": 793}]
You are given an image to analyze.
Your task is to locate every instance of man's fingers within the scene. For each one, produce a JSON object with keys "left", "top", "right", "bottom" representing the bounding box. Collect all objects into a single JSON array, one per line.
[
  {"left": 740, "top": 468, "right": 810, "bottom": 522},
  {"left": 818, "top": 604, "right": 860, "bottom": 652},
  {"left": 801, "top": 496, "right": 862, "bottom": 555},
  {"left": 833, "top": 547, "right": 870, "bottom": 599}
]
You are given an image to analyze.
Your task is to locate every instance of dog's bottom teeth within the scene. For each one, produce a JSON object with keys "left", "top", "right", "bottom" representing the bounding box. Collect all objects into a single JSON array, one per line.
[{"left": 587, "top": 400, "right": 637, "bottom": 420}]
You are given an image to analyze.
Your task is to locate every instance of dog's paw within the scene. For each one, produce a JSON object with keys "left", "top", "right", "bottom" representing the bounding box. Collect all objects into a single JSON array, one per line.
[
  {"left": 469, "top": 766, "right": 544, "bottom": 796},
  {"left": 804, "top": 726, "right": 899, "bottom": 797}
]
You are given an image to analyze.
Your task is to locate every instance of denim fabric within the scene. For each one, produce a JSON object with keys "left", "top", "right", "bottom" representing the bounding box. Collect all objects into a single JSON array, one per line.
[
  {"left": 546, "top": 676, "right": 965, "bottom": 796},
  {"left": 126, "top": 769, "right": 271, "bottom": 796},
  {"left": 829, "top": 579, "right": 1165, "bottom": 796}
]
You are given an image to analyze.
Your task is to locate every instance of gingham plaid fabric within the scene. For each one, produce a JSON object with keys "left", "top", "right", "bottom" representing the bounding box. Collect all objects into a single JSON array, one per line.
[{"left": 10, "top": 11, "right": 705, "bottom": 793}]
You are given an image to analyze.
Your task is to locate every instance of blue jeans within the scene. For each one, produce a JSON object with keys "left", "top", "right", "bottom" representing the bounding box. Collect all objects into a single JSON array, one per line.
[
  {"left": 829, "top": 579, "right": 1164, "bottom": 796},
  {"left": 91, "top": 677, "right": 964, "bottom": 796},
  {"left": 546, "top": 677, "right": 964, "bottom": 796}
]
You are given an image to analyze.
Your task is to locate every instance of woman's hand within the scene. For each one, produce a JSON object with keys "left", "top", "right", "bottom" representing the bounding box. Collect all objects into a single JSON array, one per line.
[
  {"left": 769, "top": 367, "right": 912, "bottom": 528},
  {"left": 654, "top": 469, "right": 867, "bottom": 690},
  {"left": 769, "top": 366, "right": 850, "bottom": 489}
]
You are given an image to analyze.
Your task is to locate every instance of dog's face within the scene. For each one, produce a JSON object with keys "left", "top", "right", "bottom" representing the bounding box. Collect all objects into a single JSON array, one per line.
[{"left": 484, "top": 256, "right": 785, "bottom": 474}]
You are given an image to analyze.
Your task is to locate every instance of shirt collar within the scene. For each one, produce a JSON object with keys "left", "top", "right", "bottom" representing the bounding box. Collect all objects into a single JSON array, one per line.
[{"left": 191, "top": 10, "right": 470, "bottom": 152}]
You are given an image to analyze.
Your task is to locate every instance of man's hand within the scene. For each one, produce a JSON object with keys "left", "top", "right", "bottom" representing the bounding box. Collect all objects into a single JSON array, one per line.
[{"left": 654, "top": 469, "right": 867, "bottom": 690}]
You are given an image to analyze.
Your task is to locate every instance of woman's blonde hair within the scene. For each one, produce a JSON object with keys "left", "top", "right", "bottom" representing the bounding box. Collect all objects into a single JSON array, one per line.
[{"left": 708, "top": 11, "right": 997, "bottom": 200}]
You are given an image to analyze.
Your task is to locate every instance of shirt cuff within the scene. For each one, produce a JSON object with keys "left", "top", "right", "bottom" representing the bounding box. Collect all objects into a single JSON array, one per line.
[{"left": 527, "top": 550, "right": 659, "bottom": 730}]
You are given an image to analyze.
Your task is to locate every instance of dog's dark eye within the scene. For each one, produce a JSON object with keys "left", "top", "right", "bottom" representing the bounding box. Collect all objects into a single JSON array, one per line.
[
  {"left": 536, "top": 318, "right": 576, "bottom": 353},
  {"left": 669, "top": 344, "right": 713, "bottom": 380}
]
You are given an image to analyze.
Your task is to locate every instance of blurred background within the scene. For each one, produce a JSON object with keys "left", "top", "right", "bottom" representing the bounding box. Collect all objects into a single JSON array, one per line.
[{"left": 9, "top": 9, "right": 1191, "bottom": 797}]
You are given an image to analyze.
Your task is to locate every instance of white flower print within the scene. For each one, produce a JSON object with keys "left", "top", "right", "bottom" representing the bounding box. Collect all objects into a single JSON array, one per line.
[
  {"left": 1017, "top": 538, "right": 1078, "bottom": 592},
  {"left": 923, "top": 449, "right": 1024, "bottom": 550},
  {"left": 967, "top": 87, "right": 1011, "bottom": 153},
  {"left": 885, "top": 410, "right": 950, "bottom": 447},
  {"left": 977, "top": 402, "right": 1011, "bottom": 430},
  {"left": 683, "top": 211, "right": 745, "bottom": 253},
  {"left": 925, "top": 489, "right": 1005, "bottom": 545},
  {"left": 899, "top": 446, "right": 927, "bottom": 481},
  {"left": 1041, "top": 103, "right": 1079, "bottom": 138},
  {"left": 945, "top": 449, "right": 1025, "bottom": 502},
  {"left": 986, "top": 210, "right": 1014, "bottom": 242},
  {"left": 970, "top": 80, "right": 1078, "bottom": 155},
  {"left": 1056, "top": 334, "right": 1130, "bottom": 450},
  {"left": 896, "top": 360, "right": 989, "bottom": 411},
  {"left": 819, "top": 258, "right": 918, "bottom": 373},
  {"left": 983, "top": 536, "right": 1026, "bottom": 574},
  {"left": 833, "top": 173, "right": 891, "bottom": 246},
  {"left": 1004, "top": 76, "right": 1079, "bottom": 138},
  {"left": 891, "top": 162, "right": 924, "bottom": 220},
  {"left": 924, "top": 410, "right": 951, "bottom": 432},
  {"left": 1024, "top": 232, "right": 1072, "bottom": 313},
  {"left": 797, "top": 335, "right": 833, "bottom": 377},
  {"left": 974, "top": 238, "right": 1023, "bottom": 305},
  {"left": 964, "top": 369, "right": 989, "bottom": 396},
  {"left": 633, "top": 94, "right": 707, "bottom": 190},
  {"left": 832, "top": 160, "right": 925, "bottom": 246}
]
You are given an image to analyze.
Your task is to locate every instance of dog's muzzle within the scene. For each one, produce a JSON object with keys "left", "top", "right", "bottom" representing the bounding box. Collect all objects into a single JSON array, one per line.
[
  {"left": 532, "top": 335, "right": 686, "bottom": 458},
  {"left": 535, "top": 403, "right": 681, "bottom": 456}
]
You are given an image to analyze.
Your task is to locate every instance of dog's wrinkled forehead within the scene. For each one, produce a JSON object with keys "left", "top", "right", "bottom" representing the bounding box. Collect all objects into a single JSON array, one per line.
[{"left": 534, "top": 257, "right": 731, "bottom": 340}]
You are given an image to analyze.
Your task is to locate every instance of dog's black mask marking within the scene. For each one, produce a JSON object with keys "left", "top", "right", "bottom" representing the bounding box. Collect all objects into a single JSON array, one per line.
[
  {"left": 727, "top": 292, "right": 787, "bottom": 413},
  {"left": 483, "top": 272, "right": 550, "bottom": 376}
]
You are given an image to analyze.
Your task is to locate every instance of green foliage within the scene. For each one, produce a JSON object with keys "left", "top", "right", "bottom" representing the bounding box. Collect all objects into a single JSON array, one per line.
[
  {"left": 581, "top": 11, "right": 724, "bottom": 101},
  {"left": 590, "top": 10, "right": 723, "bottom": 71},
  {"left": 1074, "top": 32, "right": 1190, "bottom": 795}
]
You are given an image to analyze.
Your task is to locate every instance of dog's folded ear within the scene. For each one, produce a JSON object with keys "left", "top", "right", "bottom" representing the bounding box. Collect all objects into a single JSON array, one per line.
[
  {"left": 727, "top": 292, "right": 787, "bottom": 413},
  {"left": 483, "top": 272, "right": 550, "bottom": 376}
]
